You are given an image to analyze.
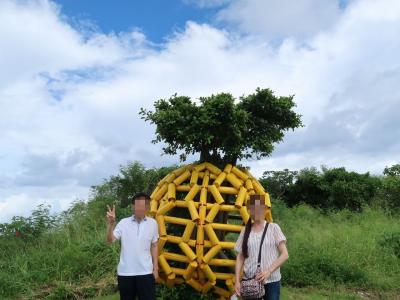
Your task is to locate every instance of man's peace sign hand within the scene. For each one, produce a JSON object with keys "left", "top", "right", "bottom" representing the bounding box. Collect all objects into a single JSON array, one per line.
[{"left": 106, "top": 204, "right": 116, "bottom": 225}]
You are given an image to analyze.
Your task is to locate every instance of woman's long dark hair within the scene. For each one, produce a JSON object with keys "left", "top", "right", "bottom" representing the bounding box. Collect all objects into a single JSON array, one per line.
[
  {"left": 242, "top": 194, "right": 266, "bottom": 259},
  {"left": 242, "top": 216, "right": 253, "bottom": 259}
]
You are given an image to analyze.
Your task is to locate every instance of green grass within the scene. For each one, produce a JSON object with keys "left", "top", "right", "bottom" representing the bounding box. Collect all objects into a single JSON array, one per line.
[
  {"left": 1, "top": 195, "right": 399, "bottom": 299},
  {"left": 273, "top": 202, "right": 400, "bottom": 291},
  {"left": 90, "top": 287, "right": 394, "bottom": 300}
]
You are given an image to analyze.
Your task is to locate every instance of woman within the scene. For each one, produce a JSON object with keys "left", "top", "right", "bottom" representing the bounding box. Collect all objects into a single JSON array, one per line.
[{"left": 234, "top": 194, "right": 289, "bottom": 300}]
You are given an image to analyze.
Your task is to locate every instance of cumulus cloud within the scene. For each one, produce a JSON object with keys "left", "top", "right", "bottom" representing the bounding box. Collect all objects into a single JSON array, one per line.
[
  {"left": 215, "top": 0, "right": 344, "bottom": 40},
  {"left": 1, "top": 0, "right": 400, "bottom": 222}
]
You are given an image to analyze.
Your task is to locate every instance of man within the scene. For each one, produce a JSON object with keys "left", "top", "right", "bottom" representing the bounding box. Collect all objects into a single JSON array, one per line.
[{"left": 106, "top": 192, "right": 159, "bottom": 300}]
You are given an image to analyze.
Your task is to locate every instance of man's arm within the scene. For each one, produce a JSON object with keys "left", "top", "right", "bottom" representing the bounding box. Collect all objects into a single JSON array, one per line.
[
  {"left": 106, "top": 222, "right": 116, "bottom": 244},
  {"left": 151, "top": 241, "right": 159, "bottom": 280}
]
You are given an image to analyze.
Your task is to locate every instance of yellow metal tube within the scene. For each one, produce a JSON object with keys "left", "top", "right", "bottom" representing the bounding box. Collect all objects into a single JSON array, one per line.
[
  {"left": 235, "top": 186, "right": 247, "bottom": 208},
  {"left": 213, "top": 171, "right": 227, "bottom": 187},
  {"left": 218, "top": 186, "right": 238, "bottom": 195},
  {"left": 209, "top": 258, "right": 236, "bottom": 267},
  {"left": 157, "top": 201, "right": 175, "bottom": 216},
  {"left": 190, "top": 170, "right": 199, "bottom": 187},
  {"left": 201, "top": 280, "right": 215, "bottom": 293},
  {"left": 176, "top": 185, "right": 191, "bottom": 192},
  {"left": 245, "top": 178, "right": 254, "bottom": 191},
  {"left": 252, "top": 178, "right": 265, "bottom": 195},
  {"left": 232, "top": 166, "right": 249, "bottom": 181},
  {"left": 223, "top": 164, "right": 233, "bottom": 174},
  {"left": 150, "top": 200, "right": 158, "bottom": 214},
  {"left": 163, "top": 252, "right": 190, "bottom": 263},
  {"left": 201, "top": 170, "right": 210, "bottom": 187},
  {"left": 193, "top": 162, "right": 207, "bottom": 172},
  {"left": 172, "top": 165, "right": 187, "bottom": 177},
  {"left": 204, "top": 224, "right": 219, "bottom": 245},
  {"left": 164, "top": 215, "right": 189, "bottom": 225},
  {"left": 156, "top": 215, "right": 167, "bottom": 237},
  {"left": 173, "top": 169, "right": 191, "bottom": 185},
  {"left": 240, "top": 206, "right": 250, "bottom": 224},
  {"left": 187, "top": 200, "right": 200, "bottom": 221},
  {"left": 205, "top": 162, "right": 222, "bottom": 175},
  {"left": 183, "top": 261, "right": 198, "bottom": 280},
  {"left": 170, "top": 267, "right": 186, "bottom": 276},
  {"left": 152, "top": 183, "right": 168, "bottom": 201},
  {"left": 158, "top": 237, "right": 167, "bottom": 253},
  {"left": 226, "top": 173, "right": 243, "bottom": 189},
  {"left": 187, "top": 278, "right": 203, "bottom": 292},
  {"left": 158, "top": 254, "right": 173, "bottom": 276},
  {"left": 201, "top": 264, "right": 217, "bottom": 282},
  {"left": 205, "top": 203, "right": 220, "bottom": 223},
  {"left": 179, "top": 242, "right": 197, "bottom": 261},
  {"left": 211, "top": 223, "right": 242, "bottom": 232},
  {"left": 208, "top": 185, "right": 225, "bottom": 204},
  {"left": 182, "top": 221, "right": 196, "bottom": 242},
  {"left": 167, "top": 183, "right": 176, "bottom": 201},
  {"left": 184, "top": 184, "right": 201, "bottom": 201}
]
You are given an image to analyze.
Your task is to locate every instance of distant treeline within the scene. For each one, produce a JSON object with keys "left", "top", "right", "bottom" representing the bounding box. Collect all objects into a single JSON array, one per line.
[{"left": 259, "top": 164, "right": 400, "bottom": 213}]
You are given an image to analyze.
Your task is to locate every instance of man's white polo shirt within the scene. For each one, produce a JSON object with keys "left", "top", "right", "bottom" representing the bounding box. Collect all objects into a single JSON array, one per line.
[{"left": 113, "top": 215, "right": 159, "bottom": 276}]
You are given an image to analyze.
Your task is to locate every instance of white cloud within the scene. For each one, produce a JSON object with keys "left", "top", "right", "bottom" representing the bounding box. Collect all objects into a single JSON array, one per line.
[
  {"left": 1, "top": 0, "right": 400, "bottom": 222},
  {"left": 0, "top": 186, "right": 89, "bottom": 223},
  {"left": 216, "top": 0, "right": 344, "bottom": 40}
]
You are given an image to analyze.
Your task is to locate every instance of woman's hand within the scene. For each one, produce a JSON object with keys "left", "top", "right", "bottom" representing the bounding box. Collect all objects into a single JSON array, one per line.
[
  {"left": 235, "top": 280, "right": 241, "bottom": 296},
  {"left": 255, "top": 269, "right": 272, "bottom": 282}
]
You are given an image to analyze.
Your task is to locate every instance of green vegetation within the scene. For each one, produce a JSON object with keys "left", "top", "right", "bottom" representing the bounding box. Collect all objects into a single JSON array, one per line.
[
  {"left": 1, "top": 162, "right": 399, "bottom": 299},
  {"left": 260, "top": 164, "right": 400, "bottom": 213},
  {"left": 139, "top": 88, "right": 303, "bottom": 165}
]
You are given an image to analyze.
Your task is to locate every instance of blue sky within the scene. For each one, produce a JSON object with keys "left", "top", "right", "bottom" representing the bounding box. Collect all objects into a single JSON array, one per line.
[
  {"left": 56, "top": 0, "right": 219, "bottom": 43},
  {"left": 1, "top": 0, "right": 399, "bottom": 222}
]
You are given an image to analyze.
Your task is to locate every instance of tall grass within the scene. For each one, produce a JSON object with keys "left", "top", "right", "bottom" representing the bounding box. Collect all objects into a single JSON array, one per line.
[
  {"left": 1, "top": 191, "right": 399, "bottom": 299},
  {"left": 272, "top": 200, "right": 400, "bottom": 291}
]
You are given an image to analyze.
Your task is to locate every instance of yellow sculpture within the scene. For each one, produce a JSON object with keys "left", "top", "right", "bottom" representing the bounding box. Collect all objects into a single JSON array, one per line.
[{"left": 148, "top": 162, "right": 273, "bottom": 299}]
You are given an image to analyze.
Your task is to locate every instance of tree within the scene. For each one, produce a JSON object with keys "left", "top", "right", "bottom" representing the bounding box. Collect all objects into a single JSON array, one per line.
[
  {"left": 259, "top": 169, "right": 298, "bottom": 199},
  {"left": 383, "top": 164, "right": 400, "bottom": 177},
  {"left": 140, "top": 88, "right": 303, "bottom": 271},
  {"left": 107, "top": 161, "right": 178, "bottom": 207},
  {"left": 139, "top": 88, "right": 303, "bottom": 167}
]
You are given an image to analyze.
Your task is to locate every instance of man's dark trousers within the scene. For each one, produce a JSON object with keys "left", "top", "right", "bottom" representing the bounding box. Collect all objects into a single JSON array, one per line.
[{"left": 117, "top": 274, "right": 155, "bottom": 300}]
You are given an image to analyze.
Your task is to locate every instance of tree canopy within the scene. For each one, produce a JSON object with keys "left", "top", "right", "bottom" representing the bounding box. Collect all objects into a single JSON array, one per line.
[{"left": 140, "top": 88, "right": 303, "bottom": 166}]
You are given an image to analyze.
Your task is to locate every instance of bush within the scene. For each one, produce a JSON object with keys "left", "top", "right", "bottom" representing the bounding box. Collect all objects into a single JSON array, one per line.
[
  {"left": 262, "top": 166, "right": 382, "bottom": 212},
  {"left": 0, "top": 272, "right": 25, "bottom": 298},
  {"left": 377, "top": 176, "right": 400, "bottom": 213},
  {"left": 379, "top": 232, "right": 400, "bottom": 258},
  {"left": 0, "top": 204, "right": 58, "bottom": 239},
  {"left": 106, "top": 161, "right": 178, "bottom": 207},
  {"left": 282, "top": 251, "right": 367, "bottom": 287}
]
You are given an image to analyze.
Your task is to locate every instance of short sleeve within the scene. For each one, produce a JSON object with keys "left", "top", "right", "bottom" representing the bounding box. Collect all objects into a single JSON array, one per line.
[
  {"left": 234, "top": 228, "right": 245, "bottom": 253},
  {"left": 273, "top": 223, "right": 287, "bottom": 246},
  {"left": 152, "top": 220, "right": 159, "bottom": 243},
  {"left": 113, "top": 220, "right": 123, "bottom": 241}
]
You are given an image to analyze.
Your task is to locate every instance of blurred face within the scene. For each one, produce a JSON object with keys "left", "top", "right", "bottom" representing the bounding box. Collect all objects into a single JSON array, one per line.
[
  {"left": 131, "top": 197, "right": 149, "bottom": 218},
  {"left": 247, "top": 198, "right": 266, "bottom": 221}
]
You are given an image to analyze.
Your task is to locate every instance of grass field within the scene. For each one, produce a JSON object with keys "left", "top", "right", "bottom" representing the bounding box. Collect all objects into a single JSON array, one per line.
[
  {"left": 1, "top": 195, "right": 399, "bottom": 299},
  {"left": 90, "top": 286, "right": 399, "bottom": 300}
]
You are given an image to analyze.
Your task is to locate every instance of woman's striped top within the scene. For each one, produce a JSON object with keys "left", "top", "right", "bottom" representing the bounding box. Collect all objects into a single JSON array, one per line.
[{"left": 234, "top": 221, "right": 287, "bottom": 284}]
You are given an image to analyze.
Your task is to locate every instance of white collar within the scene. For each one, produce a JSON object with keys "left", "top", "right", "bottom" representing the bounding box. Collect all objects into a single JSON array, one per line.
[{"left": 132, "top": 215, "right": 147, "bottom": 222}]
